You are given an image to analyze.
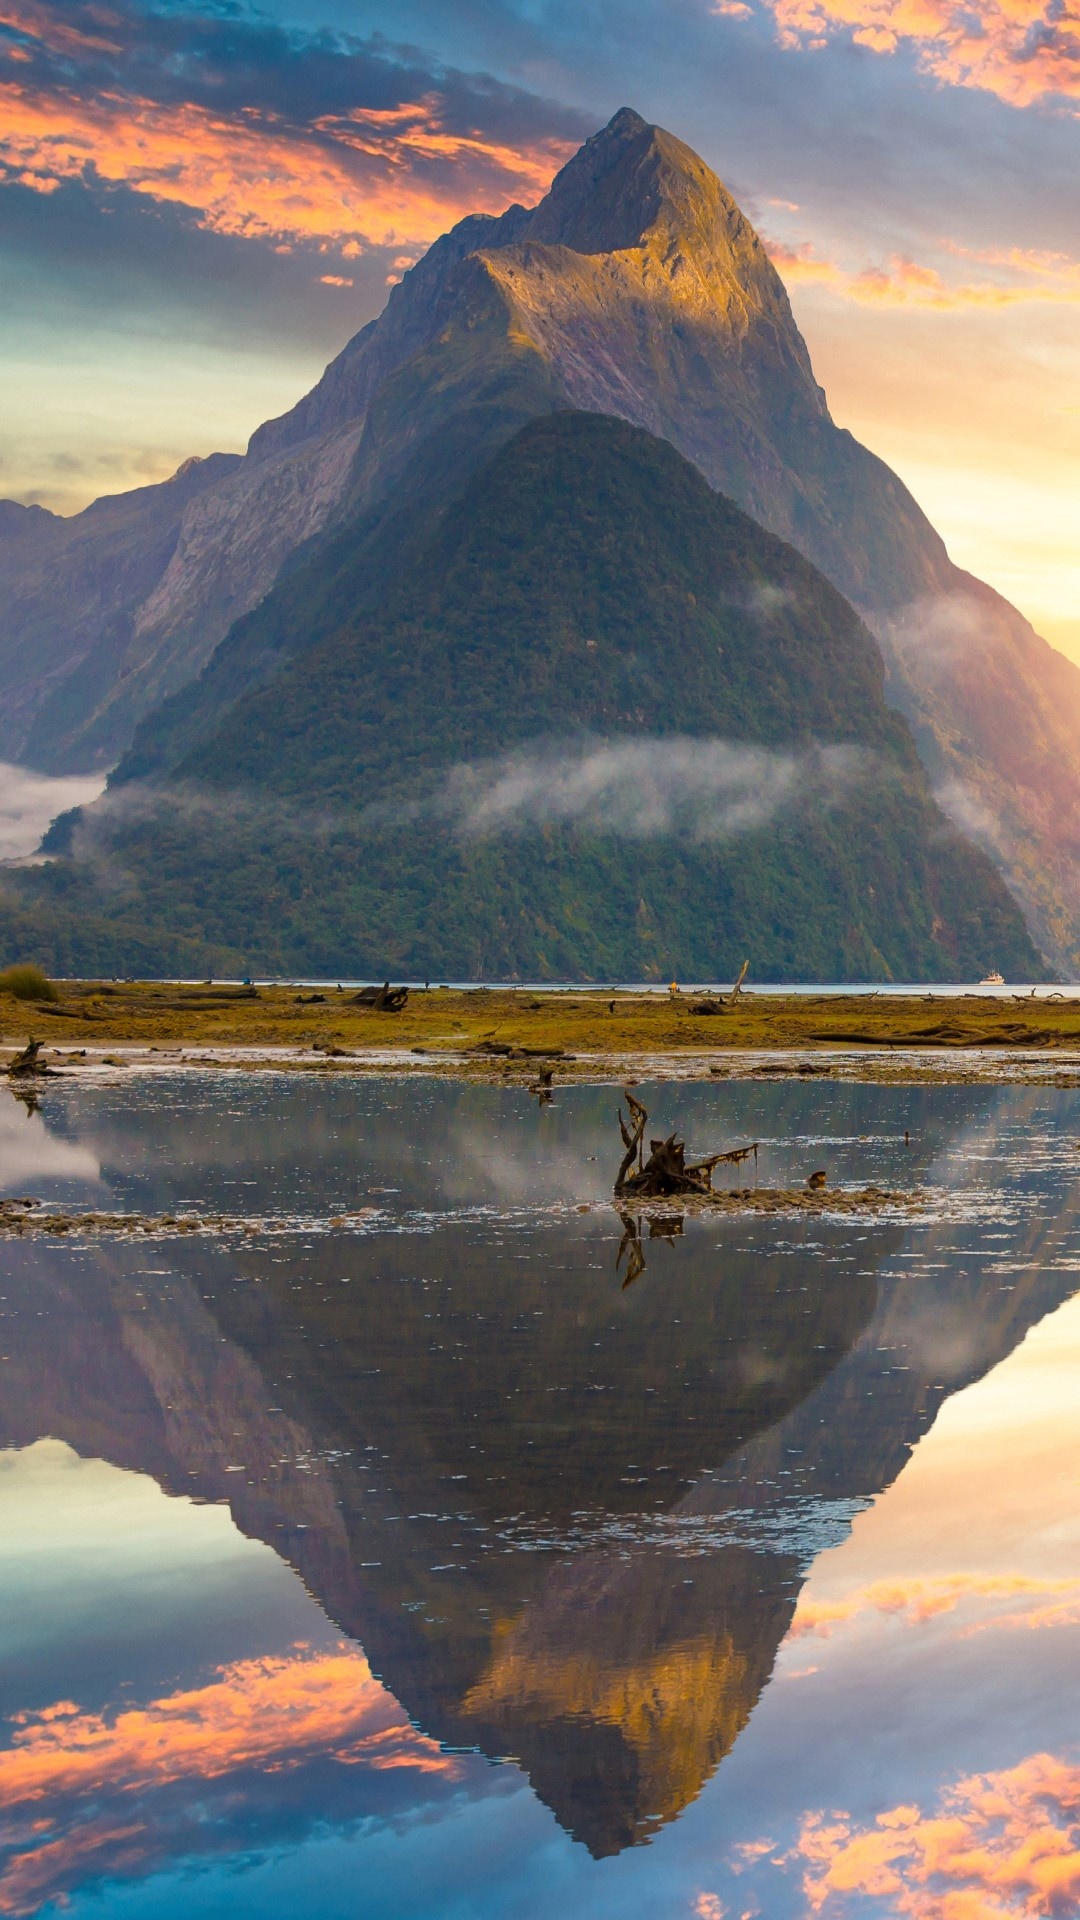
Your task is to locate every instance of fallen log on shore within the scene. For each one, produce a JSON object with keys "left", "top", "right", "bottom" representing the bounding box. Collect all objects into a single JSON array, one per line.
[{"left": 349, "top": 982, "right": 409, "bottom": 1011}]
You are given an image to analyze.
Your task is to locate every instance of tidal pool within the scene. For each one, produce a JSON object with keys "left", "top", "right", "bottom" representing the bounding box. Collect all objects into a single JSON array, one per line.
[{"left": 0, "top": 1074, "right": 1078, "bottom": 1917}]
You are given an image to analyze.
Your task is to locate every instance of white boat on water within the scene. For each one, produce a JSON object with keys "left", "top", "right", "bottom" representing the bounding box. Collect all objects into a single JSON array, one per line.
[{"left": 980, "top": 969, "right": 1005, "bottom": 986}]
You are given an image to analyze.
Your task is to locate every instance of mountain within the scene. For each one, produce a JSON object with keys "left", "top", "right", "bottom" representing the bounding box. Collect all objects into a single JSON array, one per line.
[
  {"left": 0, "top": 453, "right": 242, "bottom": 761},
  {"left": 3, "top": 106, "right": 1078, "bottom": 966},
  {"left": 14, "top": 412, "right": 1039, "bottom": 981}
]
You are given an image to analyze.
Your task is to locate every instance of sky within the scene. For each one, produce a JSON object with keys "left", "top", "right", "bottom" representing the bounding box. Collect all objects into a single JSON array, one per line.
[{"left": 1, "top": 0, "right": 1077, "bottom": 658}]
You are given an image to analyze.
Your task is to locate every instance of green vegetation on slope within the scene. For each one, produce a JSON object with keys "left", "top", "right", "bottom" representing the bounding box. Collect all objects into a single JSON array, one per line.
[
  {"left": 5, "top": 414, "right": 1043, "bottom": 981},
  {"left": 178, "top": 410, "right": 915, "bottom": 798}
]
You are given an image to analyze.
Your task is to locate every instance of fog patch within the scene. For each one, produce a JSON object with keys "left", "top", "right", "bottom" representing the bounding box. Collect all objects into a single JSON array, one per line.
[
  {"left": 934, "top": 777, "right": 1007, "bottom": 858},
  {"left": 50, "top": 740, "right": 865, "bottom": 864},
  {"left": 441, "top": 737, "right": 864, "bottom": 840},
  {"left": 0, "top": 763, "right": 106, "bottom": 861},
  {"left": 747, "top": 582, "right": 797, "bottom": 618},
  {"left": 879, "top": 592, "right": 1003, "bottom": 683}
]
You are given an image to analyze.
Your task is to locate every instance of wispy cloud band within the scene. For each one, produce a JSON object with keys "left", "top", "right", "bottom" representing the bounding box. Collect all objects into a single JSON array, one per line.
[{"left": 411, "top": 737, "right": 865, "bottom": 840}]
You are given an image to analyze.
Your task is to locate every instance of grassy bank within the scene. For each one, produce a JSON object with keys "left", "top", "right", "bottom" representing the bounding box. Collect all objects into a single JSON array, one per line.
[{"left": 5, "top": 980, "right": 1080, "bottom": 1064}]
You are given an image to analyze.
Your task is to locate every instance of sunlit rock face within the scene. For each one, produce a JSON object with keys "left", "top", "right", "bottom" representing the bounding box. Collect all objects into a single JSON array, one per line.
[{"left": 5, "top": 107, "right": 1080, "bottom": 966}]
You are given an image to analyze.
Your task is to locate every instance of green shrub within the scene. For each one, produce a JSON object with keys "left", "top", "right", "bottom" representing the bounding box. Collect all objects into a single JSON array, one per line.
[{"left": 0, "top": 963, "right": 58, "bottom": 1002}]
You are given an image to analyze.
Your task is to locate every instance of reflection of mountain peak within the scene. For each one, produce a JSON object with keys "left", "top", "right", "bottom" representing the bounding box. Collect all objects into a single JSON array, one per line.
[
  {"left": 458, "top": 1544, "right": 793, "bottom": 1856},
  {"left": 6, "top": 1083, "right": 1080, "bottom": 1861}
]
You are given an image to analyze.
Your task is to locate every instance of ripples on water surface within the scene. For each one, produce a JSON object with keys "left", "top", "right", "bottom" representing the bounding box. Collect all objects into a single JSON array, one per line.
[{"left": 1, "top": 1076, "right": 1079, "bottom": 1917}]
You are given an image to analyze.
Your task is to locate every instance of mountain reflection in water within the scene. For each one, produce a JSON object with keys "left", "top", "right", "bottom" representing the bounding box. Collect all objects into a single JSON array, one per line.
[{"left": 0, "top": 1076, "right": 1079, "bottom": 1914}]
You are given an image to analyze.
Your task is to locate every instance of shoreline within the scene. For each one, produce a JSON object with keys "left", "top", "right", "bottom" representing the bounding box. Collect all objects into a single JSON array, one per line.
[{"left": 7, "top": 984, "right": 1080, "bottom": 1086}]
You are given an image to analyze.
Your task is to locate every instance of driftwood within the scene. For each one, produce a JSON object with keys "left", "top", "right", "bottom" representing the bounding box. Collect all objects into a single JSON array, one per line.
[
  {"left": 468, "top": 1041, "right": 566, "bottom": 1059},
  {"left": 614, "top": 1091, "right": 759, "bottom": 1198},
  {"left": 350, "top": 981, "right": 409, "bottom": 1012},
  {"left": 610, "top": 1095, "right": 917, "bottom": 1230},
  {"left": 7, "top": 1039, "right": 50, "bottom": 1078},
  {"left": 728, "top": 959, "right": 750, "bottom": 1003},
  {"left": 616, "top": 1210, "right": 684, "bottom": 1287},
  {"left": 687, "top": 961, "right": 750, "bottom": 1016},
  {"left": 529, "top": 1064, "right": 555, "bottom": 1104}
]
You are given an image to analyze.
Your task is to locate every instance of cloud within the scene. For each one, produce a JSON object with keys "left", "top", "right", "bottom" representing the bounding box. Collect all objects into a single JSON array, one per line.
[
  {"left": 0, "top": 1100, "right": 100, "bottom": 1186},
  {"left": 0, "top": 85, "right": 570, "bottom": 249},
  {"left": 934, "top": 776, "right": 1010, "bottom": 858},
  {"left": 881, "top": 591, "right": 1003, "bottom": 671},
  {"left": 795, "top": 1750, "right": 1080, "bottom": 1916},
  {"left": 790, "top": 1572, "right": 1080, "bottom": 1639},
  {"left": 0, "top": 1, "right": 586, "bottom": 250},
  {"left": 765, "top": 236, "right": 1080, "bottom": 307},
  {"left": 425, "top": 738, "right": 865, "bottom": 840},
  {"left": 0, "top": 1644, "right": 461, "bottom": 1916},
  {"left": 0, "top": 1644, "right": 455, "bottom": 1806},
  {"left": 0, "top": 762, "right": 104, "bottom": 860},
  {"left": 64, "top": 743, "right": 862, "bottom": 895},
  {"left": 746, "top": 0, "right": 1080, "bottom": 113}
]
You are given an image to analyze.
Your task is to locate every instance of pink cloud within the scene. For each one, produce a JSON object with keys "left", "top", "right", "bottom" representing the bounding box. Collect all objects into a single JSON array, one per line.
[
  {"left": 0, "top": 80, "right": 574, "bottom": 251},
  {"left": 795, "top": 1751, "right": 1080, "bottom": 1916},
  {"left": 0, "top": 1645, "right": 461, "bottom": 1916},
  {"left": 789, "top": 1572, "right": 1080, "bottom": 1638},
  {"left": 746, "top": 0, "right": 1080, "bottom": 114},
  {"left": 766, "top": 235, "right": 1080, "bottom": 306}
]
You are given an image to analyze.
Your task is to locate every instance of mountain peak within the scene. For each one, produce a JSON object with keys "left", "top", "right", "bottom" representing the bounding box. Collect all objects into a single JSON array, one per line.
[
  {"left": 516, "top": 106, "right": 759, "bottom": 272},
  {"left": 520, "top": 106, "right": 676, "bottom": 253}
]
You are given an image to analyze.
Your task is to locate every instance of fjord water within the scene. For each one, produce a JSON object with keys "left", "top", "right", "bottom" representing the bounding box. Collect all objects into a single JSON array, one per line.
[{"left": 2, "top": 1077, "right": 1080, "bottom": 1916}]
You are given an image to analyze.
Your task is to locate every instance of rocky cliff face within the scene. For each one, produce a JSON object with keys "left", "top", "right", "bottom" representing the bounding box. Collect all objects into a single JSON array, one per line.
[
  {"left": 0, "top": 454, "right": 241, "bottom": 764},
  {"left": 5, "top": 107, "right": 1080, "bottom": 967}
]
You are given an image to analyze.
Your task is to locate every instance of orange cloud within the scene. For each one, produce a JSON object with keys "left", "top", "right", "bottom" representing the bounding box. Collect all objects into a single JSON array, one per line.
[
  {"left": 796, "top": 1751, "right": 1080, "bottom": 1916},
  {"left": 0, "top": 82, "right": 573, "bottom": 248},
  {"left": 747, "top": 0, "right": 1080, "bottom": 113},
  {"left": 790, "top": 1572, "right": 1080, "bottom": 1638},
  {"left": 0, "top": 1645, "right": 460, "bottom": 1915},
  {"left": 0, "top": 1644, "right": 455, "bottom": 1807},
  {"left": 766, "top": 235, "right": 1080, "bottom": 307},
  {"left": 0, "top": 0, "right": 122, "bottom": 57},
  {"left": 0, "top": 1823, "right": 149, "bottom": 1919}
]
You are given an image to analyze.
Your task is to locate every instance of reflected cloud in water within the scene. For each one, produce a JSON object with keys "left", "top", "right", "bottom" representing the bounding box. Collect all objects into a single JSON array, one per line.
[{"left": 0, "top": 1078, "right": 1079, "bottom": 1914}]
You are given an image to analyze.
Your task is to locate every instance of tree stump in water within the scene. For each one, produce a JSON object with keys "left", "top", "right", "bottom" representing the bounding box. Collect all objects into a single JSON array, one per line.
[
  {"left": 613, "top": 1091, "right": 758, "bottom": 1198},
  {"left": 7, "top": 1039, "right": 49, "bottom": 1078}
]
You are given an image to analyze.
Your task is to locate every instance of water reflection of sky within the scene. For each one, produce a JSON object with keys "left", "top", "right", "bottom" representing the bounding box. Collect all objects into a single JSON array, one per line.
[{"left": 0, "top": 1079, "right": 1078, "bottom": 1916}]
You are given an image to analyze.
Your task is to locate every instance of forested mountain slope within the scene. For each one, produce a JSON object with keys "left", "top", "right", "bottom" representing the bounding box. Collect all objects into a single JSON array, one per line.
[{"left": 20, "top": 415, "right": 1039, "bottom": 982}]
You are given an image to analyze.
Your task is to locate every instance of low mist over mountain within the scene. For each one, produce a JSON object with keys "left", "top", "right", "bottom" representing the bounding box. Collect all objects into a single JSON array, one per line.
[{"left": 1, "top": 108, "right": 1076, "bottom": 973}]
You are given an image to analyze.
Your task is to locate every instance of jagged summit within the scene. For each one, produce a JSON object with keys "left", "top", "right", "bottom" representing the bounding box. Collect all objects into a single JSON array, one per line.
[
  {"left": 519, "top": 105, "right": 763, "bottom": 268},
  {"left": 249, "top": 106, "right": 805, "bottom": 466},
  {"left": 519, "top": 105, "right": 665, "bottom": 252}
]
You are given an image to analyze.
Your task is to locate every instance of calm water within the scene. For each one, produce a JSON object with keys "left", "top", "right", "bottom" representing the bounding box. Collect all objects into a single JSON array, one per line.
[{"left": 1, "top": 1075, "right": 1079, "bottom": 1916}]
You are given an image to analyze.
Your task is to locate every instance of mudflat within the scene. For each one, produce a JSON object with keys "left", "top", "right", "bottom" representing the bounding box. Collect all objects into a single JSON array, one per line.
[{"left": 6, "top": 983, "right": 1080, "bottom": 1084}]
